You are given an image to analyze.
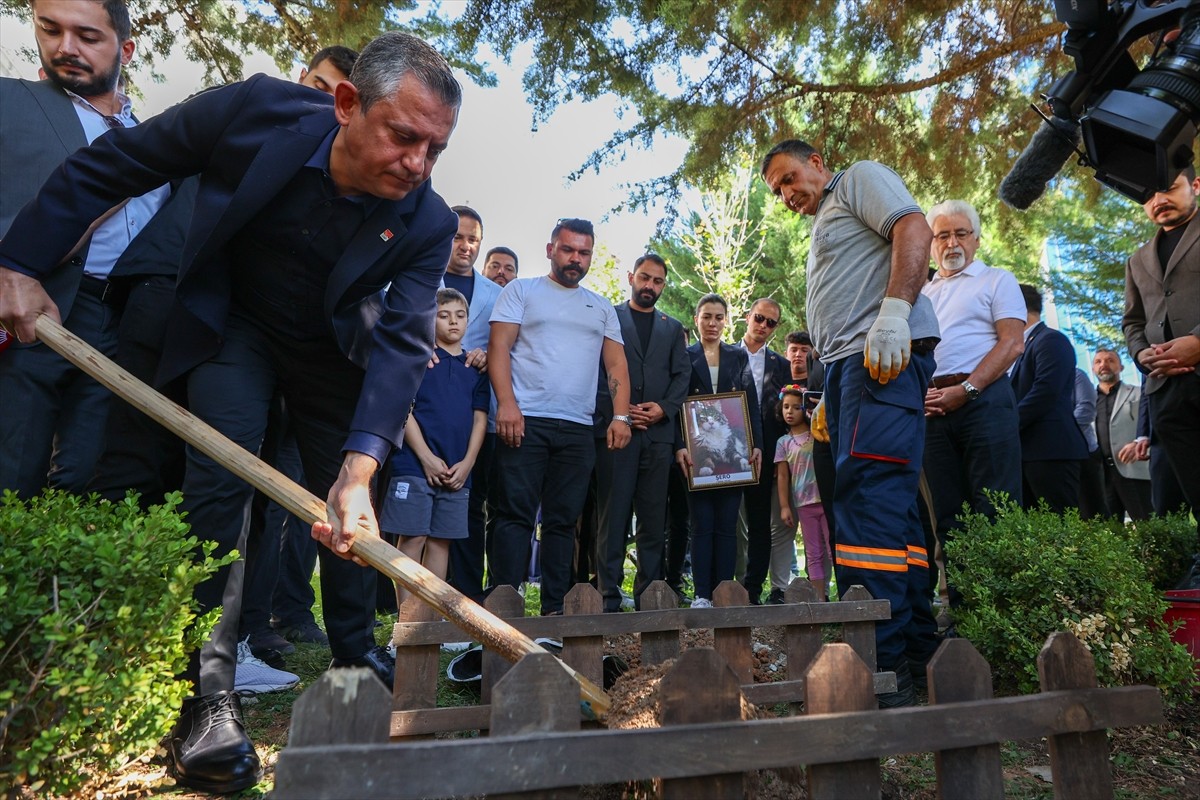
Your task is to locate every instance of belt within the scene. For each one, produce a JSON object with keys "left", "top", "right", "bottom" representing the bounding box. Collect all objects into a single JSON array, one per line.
[
  {"left": 930, "top": 372, "right": 970, "bottom": 389},
  {"left": 911, "top": 336, "right": 939, "bottom": 355},
  {"left": 77, "top": 275, "right": 116, "bottom": 304}
]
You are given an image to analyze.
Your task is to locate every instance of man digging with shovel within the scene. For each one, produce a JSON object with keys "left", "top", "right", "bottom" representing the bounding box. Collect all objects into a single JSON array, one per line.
[{"left": 0, "top": 31, "right": 462, "bottom": 794}]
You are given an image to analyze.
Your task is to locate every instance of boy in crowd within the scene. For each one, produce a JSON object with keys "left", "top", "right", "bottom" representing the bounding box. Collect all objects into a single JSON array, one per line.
[{"left": 381, "top": 288, "right": 490, "bottom": 608}]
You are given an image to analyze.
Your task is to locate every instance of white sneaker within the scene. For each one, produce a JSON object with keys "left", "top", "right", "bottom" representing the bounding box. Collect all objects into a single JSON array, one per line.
[
  {"left": 691, "top": 597, "right": 713, "bottom": 608},
  {"left": 235, "top": 637, "right": 299, "bottom": 695}
]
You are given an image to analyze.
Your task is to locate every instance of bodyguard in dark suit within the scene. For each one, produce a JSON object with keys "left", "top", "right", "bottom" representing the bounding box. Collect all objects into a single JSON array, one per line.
[
  {"left": 1011, "top": 285, "right": 1089, "bottom": 513},
  {"left": 1123, "top": 170, "right": 1200, "bottom": 539},
  {"left": 87, "top": 176, "right": 198, "bottom": 504},
  {"left": 0, "top": 0, "right": 168, "bottom": 498},
  {"left": 737, "top": 298, "right": 792, "bottom": 604},
  {"left": 0, "top": 32, "right": 462, "bottom": 793},
  {"left": 593, "top": 254, "right": 689, "bottom": 611}
]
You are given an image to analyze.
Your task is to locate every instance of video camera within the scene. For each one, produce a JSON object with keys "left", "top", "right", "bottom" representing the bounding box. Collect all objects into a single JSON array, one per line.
[{"left": 1000, "top": 0, "right": 1200, "bottom": 208}]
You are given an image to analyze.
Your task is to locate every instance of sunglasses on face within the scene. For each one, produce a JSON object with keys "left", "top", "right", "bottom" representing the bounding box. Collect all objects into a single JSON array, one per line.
[{"left": 752, "top": 313, "right": 779, "bottom": 329}]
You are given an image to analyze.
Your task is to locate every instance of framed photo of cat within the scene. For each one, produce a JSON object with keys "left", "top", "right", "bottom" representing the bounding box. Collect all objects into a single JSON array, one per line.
[{"left": 680, "top": 391, "right": 758, "bottom": 490}]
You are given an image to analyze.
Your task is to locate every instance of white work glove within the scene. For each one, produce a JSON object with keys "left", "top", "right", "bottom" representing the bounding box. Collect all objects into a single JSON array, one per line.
[{"left": 864, "top": 297, "right": 912, "bottom": 384}]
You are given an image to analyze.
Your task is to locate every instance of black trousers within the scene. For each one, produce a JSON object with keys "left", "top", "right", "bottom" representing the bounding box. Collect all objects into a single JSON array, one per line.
[
  {"left": 812, "top": 439, "right": 837, "bottom": 552},
  {"left": 1149, "top": 372, "right": 1200, "bottom": 535},
  {"left": 594, "top": 432, "right": 672, "bottom": 611},
  {"left": 183, "top": 312, "right": 376, "bottom": 695},
  {"left": 740, "top": 459, "right": 776, "bottom": 603},
  {"left": 1078, "top": 449, "right": 1109, "bottom": 520},
  {"left": 450, "top": 432, "right": 494, "bottom": 603},
  {"left": 1101, "top": 458, "right": 1152, "bottom": 521},
  {"left": 488, "top": 417, "right": 595, "bottom": 615},
  {"left": 1022, "top": 459, "right": 1081, "bottom": 515},
  {"left": 663, "top": 462, "right": 692, "bottom": 591},
  {"left": 1, "top": 288, "right": 118, "bottom": 497},
  {"left": 89, "top": 276, "right": 188, "bottom": 505},
  {"left": 239, "top": 403, "right": 319, "bottom": 635}
]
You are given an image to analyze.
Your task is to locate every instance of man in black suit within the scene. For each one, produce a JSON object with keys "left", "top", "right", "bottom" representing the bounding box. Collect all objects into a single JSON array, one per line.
[
  {"left": 737, "top": 298, "right": 792, "bottom": 604},
  {"left": 1011, "top": 284, "right": 1089, "bottom": 513},
  {"left": 0, "top": 0, "right": 169, "bottom": 498},
  {"left": 0, "top": 32, "right": 461, "bottom": 793},
  {"left": 593, "top": 254, "right": 689, "bottom": 611}
]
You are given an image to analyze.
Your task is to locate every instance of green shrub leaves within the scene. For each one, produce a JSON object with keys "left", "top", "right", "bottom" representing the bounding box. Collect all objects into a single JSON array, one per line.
[
  {"left": 945, "top": 498, "right": 1197, "bottom": 699},
  {"left": 0, "top": 490, "right": 231, "bottom": 796}
]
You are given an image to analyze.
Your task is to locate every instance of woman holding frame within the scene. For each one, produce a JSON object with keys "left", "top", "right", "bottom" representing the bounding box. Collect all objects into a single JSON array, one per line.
[{"left": 675, "top": 294, "right": 763, "bottom": 607}]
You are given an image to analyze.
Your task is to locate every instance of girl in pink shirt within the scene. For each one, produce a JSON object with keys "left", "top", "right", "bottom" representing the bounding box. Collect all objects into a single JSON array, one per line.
[{"left": 775, "top": 386, "right": 832, "bottom": 600}]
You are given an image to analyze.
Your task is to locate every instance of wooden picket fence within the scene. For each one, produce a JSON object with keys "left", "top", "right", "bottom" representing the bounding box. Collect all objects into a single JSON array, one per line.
[
  {"left": 274, "top": 631, "right": 1163, "bottom": 799},
  {"left": 388, "top": 578, "right": 896, "bottom": 736}
]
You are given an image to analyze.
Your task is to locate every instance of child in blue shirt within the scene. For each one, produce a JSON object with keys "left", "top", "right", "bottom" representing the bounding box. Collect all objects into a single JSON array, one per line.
[{"left": 381, "top": 288, "right": 490, "bottom": 609}]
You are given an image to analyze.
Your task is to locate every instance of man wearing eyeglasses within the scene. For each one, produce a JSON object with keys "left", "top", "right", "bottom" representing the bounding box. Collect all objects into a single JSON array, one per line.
[
  {"left": 737, "top": 298, "right": 793, "bottom": 604},
  {"left": 919, "top": 199, "right": 1026, "bottom": 612}
]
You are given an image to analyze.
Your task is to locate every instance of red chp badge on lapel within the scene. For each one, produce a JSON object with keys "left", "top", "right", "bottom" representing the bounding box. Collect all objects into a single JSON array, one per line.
[{"left": 380, "top": 229, "right": 394, "bottom": 242}]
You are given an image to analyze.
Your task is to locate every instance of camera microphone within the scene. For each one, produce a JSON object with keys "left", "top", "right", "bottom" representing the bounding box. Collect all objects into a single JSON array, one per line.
[{"left": 998, "top": 115, "right": 1082, "bottom": 210}]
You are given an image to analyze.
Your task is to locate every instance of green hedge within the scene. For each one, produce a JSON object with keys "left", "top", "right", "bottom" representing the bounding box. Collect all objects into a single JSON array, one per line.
[
  {"left": 945, "top": 500, "right": 1197, "bottom": 699},
  {"left": 0, "top": 491, "right": 231, "bottom": 797}
]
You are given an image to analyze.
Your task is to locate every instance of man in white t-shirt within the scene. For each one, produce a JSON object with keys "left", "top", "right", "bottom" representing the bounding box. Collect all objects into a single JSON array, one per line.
[
  {"left": 487, "top": 218, "right": 632, "bottom": 614},
  {"left": 920, "top": 199, "right": 1025, "bottom": 610}
]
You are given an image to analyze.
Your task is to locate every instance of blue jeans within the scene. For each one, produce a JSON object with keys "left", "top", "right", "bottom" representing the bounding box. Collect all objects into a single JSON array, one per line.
[
  {"left": 488, "top": 417, "right": 595, "bottom": 614},
  {"left": 825, "top": 352, "right": 939, "bottom": 670}
]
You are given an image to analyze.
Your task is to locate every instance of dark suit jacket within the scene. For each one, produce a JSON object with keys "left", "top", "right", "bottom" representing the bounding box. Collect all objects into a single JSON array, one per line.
[
  {"left": 107, "top": 175, "right": 199, "bottom": 283},
  {"left": 595, "top": 302, "right": 689, "bottom": 443},
  {"left": 678, "top": 342, "right": 764, "bottom": 454},
  {"left": 748, "top": 345, "right": 792, "bottom": 457},
  {"left": 1010, "top": 322, "right": 1089, "bottom": 462},
  {"left": 1122, "top": 211, "right": 1200, "bottom": 395},
  {"left": 0, "top": 75, "right": 457, "bottom": 462},
  {"left": 0, "top": 78, "right": 92, "bottom": 321}
]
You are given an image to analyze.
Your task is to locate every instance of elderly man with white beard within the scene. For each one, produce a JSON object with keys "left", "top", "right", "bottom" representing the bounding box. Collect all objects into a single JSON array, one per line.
[{"left": 919, "top": 199, "right": 1026, "bottom": 612}]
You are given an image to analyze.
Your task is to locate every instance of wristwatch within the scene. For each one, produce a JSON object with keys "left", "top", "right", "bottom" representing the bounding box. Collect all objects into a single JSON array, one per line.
[
  {"left": 961, "top": 380, "right": 981, "bottom": 401},
  {"left": 613, "top": 414, "right": 633, "bottom": 426}
]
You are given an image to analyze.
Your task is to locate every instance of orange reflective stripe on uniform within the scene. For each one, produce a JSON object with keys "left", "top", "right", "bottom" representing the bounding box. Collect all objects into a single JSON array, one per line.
[
  {"left": 906, "top": 544, "right": 929, "bottom": 569},
  {"left": 835, "top": 543, "right": 908, "bottom": 572}
]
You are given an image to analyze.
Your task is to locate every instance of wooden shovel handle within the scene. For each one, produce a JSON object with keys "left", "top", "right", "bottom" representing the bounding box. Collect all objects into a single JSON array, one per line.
[{"left": 33, "top": 314, "right": 610, "bottom": 717}]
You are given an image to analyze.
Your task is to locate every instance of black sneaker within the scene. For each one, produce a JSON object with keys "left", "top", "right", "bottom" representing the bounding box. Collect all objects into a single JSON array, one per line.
[
  {"left": 907, "top": 657, "right": 929, "bottom": 694},
  {"left": 766, "top": 588, "right": 787, "bottom": 605},
  {"left": 329, "top": 644, "right": 395, "bottom": 691},
  {"left": 877, "top": 661, "right": 916, "bottom": 709},
  {"left": 276, "top": 619, "right": 329, "bottom": 646},
  {"left": 242, "top": 629, "right": 294, "bottom": 668}
]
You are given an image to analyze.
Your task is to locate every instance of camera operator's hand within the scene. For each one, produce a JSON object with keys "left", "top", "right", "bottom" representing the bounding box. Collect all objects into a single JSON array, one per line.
[
  {"left": 810, "top": 396, "right": 829, "bottom": 443},
  {"left": 864, "top": 297, "right": 911, "bottom": 384}
]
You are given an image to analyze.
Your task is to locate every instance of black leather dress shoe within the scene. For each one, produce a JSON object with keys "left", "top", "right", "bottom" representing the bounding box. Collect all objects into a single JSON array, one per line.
[
  {"left": 329, "top": 643, "right": 395, "bottom": 690},
  {"left": 169, "top": 691, "right": 262, "bottom": 794}
]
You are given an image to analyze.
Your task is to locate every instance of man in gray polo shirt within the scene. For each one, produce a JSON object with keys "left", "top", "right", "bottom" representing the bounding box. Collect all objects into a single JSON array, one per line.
[{"left": 762, "top": 139, "right": 941, "bottom": 707}]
